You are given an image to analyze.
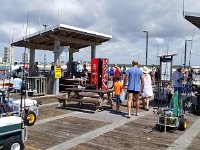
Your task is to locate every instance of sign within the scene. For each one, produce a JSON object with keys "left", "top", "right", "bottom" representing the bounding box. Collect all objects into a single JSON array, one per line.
[
  {"left": 160, "top": 57, "right": 172, "bottom": 81},
  {"left": 54, "top": 65, "right": 61, "bottom": 78},
  {"left": 161, "top": 61, "right": 171, "bottom": 81}
]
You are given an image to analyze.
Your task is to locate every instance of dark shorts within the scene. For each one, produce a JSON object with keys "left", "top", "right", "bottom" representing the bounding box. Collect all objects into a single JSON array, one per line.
[
  {"left": 114, "top": 95, "right": 122, "bottom": 104},
  {"left": 174, "top": 87, "right": 182, "bottom": 93},
  {"left": 127, "top": 90, "right": 140, "bottom": 94}
]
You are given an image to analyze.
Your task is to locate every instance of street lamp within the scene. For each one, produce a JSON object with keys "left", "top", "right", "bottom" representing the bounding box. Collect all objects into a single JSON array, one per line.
[
  {"left": 184, "top": 39, "right": 192, "bottom": 69},
  {"left": 143, "top": 30, "right": 148, "bottom": 66}
]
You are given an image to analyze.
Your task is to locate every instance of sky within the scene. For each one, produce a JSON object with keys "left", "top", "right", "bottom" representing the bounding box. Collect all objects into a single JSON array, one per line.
[{"left": 0, "top": 0, "right": 200, "bottom": 66}]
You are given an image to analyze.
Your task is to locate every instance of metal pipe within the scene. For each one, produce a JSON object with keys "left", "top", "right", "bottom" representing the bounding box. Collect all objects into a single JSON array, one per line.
[
  {"left": 143, "top": 30, "right": 148, "bottom": 66},
  {"left": 184, "top": 40, "right": 192, "bottom": 69}
]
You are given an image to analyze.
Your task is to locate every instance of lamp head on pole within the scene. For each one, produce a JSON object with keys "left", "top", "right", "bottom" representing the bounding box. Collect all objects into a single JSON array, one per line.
[
  {"left": 185, "top": 39, "right": 192, "bottom": 42},
  {"left": 143, "top": 30, "right": 148, "bottom": 33}
]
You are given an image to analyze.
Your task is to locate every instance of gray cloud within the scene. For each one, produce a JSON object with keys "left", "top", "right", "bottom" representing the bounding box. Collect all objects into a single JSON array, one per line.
[{"left": 0, "top": 0, "right": 199, "bottom": 65}]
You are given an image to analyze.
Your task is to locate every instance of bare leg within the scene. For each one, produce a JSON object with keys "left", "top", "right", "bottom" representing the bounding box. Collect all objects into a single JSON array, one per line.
[
  {"left": 132, "top": 97, "right": 135, "bottom": 107},
  {"left": 146, "top": 97, "right": 149, "bottom": 110},
  {"left": 142, "top": 97, "right": 146, "bottom": 109},
  {"left": 134, "top": 93, "right": 140, "bottom": 116},
  {"left": 128, "top": 93, "right": 133, "bottom": 117},
  {"left": 116, "top": 103, "right": 120, "bottom": 112}
]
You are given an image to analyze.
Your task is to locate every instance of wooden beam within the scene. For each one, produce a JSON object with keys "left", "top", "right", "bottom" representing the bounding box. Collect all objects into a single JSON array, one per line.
[
  {"left": 25, "top": 42, "right": 53, "bottom": 50},
  {"left": 69, "top": 48, "right": 79, "bottom": 53},
  {"left": 49, "top": 34, "right": 99, "bottom": 46}
]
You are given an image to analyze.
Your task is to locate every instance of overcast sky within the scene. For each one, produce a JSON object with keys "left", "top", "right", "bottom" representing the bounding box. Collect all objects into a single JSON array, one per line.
[{"left": 0, "top": 0, "right": 200, "bottom": 65}]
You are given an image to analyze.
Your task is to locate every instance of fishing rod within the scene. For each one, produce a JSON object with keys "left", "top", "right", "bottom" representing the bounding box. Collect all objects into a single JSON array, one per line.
[
  {"left": 20, "top": 12, "right": 30, "bottom": 118},
  {"left": 188, "top": 28, "right": 195, "bottom": 67},
  {"left": 7, "top": 29, "right": 15, "bottom": 99}
]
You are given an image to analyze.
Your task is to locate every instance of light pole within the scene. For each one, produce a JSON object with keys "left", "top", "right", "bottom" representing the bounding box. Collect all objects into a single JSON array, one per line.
[
  {"left": 143, "top": 30, "right": 148, "bottom": 66},
  {"left": 184, "top": 39, "right": 192, "bottom": 69}
]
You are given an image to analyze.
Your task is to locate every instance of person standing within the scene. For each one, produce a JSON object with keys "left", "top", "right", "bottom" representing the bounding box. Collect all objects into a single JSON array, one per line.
[
  {"left": 113, "top": 65, "right": 121, "bottom": 83},
  {"left": 33, "top": 62, "right": 39, "bottom": 76},
  {"left": 141, "top": 66, "right": 153, "bottom": 111},
  {"left": 123, "top": 60, "right": 144, "bottom": 117},
  {"left": 77, "top": 61, "right": 83, "bottom": 73},
  {"left": 122, "top": 65, "right": 127, "bottom": 79},
  {"left": 109, "top": 66, "right": 114, "bottom": 81},
  {"left": 81, "top": 64, "right": 88, "bottom": 86},
  {"left": 151, "top": 64, "right": 156, "bottom": 85},
  {"left": 172, "top": 66, "right": 184, "bottom": 93},
  {"left": 114, "top": 76, "right": 123, "bottom": 113}
]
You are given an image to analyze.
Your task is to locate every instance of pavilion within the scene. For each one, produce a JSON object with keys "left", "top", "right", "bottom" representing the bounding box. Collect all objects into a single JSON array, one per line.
[
  {"left": 184, "top": 11, "right": 200, "bottom": 29},
  {"left": 11, "top": 24, "right": 112, "bottom": 95}
]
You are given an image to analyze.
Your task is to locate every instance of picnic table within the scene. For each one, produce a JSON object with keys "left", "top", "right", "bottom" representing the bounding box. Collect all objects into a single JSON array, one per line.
[
  {"left": 57, "top": 88, "right": 114, "bottom": 112},
  {"left": 60, "top": 78, "right": 86, "bottom": 91}
]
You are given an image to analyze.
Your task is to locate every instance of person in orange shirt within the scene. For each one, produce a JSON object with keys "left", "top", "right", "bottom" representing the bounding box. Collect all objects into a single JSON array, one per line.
[{"left": 114, "top": 76, "right": 123, "bottom": 113}]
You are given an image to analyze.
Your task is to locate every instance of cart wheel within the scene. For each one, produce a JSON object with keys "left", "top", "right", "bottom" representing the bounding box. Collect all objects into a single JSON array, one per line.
[
  {"left": 155, "top": 124, "right": 163, "bottom": 131},
  {"left": 3, "top": 136, "right": 24, "bottom": 150},
  {"left": 26, "top": 111, "right": 36, "bottom": 126},
  {"left": 179, "top": 116, "right": 187, "bottom": 131}
]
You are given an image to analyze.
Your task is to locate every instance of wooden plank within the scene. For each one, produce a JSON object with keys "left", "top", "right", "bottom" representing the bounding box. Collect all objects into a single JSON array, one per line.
[
  {"left": 25, "top": 117, "right": 109, "bottom": 149},
  {"left": 70, "top": 114, "right": 197, "bottom": 150}
]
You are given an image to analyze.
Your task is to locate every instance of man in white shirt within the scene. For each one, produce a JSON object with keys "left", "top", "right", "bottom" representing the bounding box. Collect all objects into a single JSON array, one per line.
[
  {"left": 172, "top": 66, "right": 184, "bottom": 93},
  {"left": 77, "top": 61, "right": 83, "bottom": 73},
  {"left": 12, "top": 77, "right": 22, "bottom": 91}
]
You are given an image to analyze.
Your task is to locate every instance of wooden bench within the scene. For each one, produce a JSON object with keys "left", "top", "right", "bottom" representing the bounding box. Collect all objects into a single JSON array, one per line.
[
  {"left": 60, "top": 84, "right": 78, "bottom": 88},
  {"left": 76, "top": 92, "right": 100, "bottom": 99},
  {"left": 57, "top": 96, "right": 102, "bottom": 112}
]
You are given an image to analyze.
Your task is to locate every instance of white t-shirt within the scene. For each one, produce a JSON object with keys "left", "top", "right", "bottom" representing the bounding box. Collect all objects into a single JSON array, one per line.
[
  {"left": 77, "top": 64, "right": 83, "bottom": 72},
  {"left": 11, "top": 65, "right": 19, "bottom": 71},
  {"left": 13, "top": 78, "right": 22, "bottom": 90}
]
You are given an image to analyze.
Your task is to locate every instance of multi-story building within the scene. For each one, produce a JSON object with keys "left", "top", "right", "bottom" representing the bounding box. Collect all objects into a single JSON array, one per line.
[{"left": 2, "top": 47, "right": 14, "bottom": 64}]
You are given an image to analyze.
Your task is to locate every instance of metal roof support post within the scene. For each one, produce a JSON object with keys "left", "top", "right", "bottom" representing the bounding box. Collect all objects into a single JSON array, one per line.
[
  {"left": 29, "top": 49, "right": 35, "bottom": 77},
  {"left": 91, "top": 45, "right": 96, "bottom": 59},
  {"left": 68, "top": 48, "right": 73, "bottom": 73},
  {"left": 53, "top": 40, "right": 61, "bottom": 95}
]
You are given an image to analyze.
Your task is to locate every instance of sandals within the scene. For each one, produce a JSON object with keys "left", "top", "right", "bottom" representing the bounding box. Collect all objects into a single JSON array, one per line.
[{"left": 135, "top": 114, "right": 140, "bottom": 117}]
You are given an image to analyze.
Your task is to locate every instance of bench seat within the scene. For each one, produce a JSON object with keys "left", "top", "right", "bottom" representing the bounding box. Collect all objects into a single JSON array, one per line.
[{"left": 57, "top": 96, "right": 102, "bottom": 112}]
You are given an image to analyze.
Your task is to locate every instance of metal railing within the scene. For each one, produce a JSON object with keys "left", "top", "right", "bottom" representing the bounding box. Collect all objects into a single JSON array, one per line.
[{"left": 26, "top": 77, "right": 47, "bottom": 96}]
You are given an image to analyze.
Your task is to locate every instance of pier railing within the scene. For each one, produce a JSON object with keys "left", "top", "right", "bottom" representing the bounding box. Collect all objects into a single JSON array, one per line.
[{"left": 26, "top": 77, "right": 47, "bottom": 96}]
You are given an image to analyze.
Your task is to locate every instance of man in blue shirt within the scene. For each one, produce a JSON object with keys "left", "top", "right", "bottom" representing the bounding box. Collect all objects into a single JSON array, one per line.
[
  {"left": 123, "top": 60, "right": 144, "bottom": 118},
  {"left": 172, "top": 66, "right": 184, "bottom": 93}
]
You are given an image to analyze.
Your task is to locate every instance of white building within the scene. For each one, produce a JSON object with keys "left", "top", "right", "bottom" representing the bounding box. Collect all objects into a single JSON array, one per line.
[{"left": 2, "top": 47, "right": 14, "bottom": 64}]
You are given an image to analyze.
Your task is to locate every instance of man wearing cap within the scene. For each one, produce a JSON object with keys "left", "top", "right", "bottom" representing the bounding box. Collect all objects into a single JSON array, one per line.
[
  {"left": 172, "top": 66, "right": 184, "bottom": 93},
  {"left": 123, "top": 60, "right": 144, "bottom": 117}
]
